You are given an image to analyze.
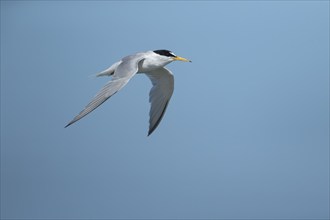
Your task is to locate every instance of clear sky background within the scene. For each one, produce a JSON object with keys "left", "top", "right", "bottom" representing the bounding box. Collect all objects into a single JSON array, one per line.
[{"left": 1, "top": 1, "right": 329, "bottom": 219}]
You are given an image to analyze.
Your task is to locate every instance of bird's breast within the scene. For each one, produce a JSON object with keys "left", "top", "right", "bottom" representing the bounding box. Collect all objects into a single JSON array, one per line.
[{"left": 138, "top": 58, "right": 171, "bottom": 73}]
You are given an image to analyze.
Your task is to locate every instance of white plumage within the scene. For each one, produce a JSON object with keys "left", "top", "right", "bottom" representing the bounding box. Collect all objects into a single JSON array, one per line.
[{"left": 65, "top": 50, "right": 191, "bottom": 136}]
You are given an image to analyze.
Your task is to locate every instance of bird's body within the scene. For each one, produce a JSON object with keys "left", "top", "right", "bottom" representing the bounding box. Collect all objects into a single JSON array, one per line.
[
  {"left": 97, "top": 51, "right": 174, "bottom": 76},
  {"left": 65, "top": 50, "right": 190, "bottom": 136}
]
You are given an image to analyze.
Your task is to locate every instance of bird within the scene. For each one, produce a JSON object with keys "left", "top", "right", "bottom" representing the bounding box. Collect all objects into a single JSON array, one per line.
[{"left": 65, "top": 49, "right": 191, "bottom": 136}]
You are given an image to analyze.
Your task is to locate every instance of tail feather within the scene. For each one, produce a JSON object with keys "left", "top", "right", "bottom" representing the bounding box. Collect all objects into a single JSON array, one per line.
[{"left": 96, "top": 61, "right": 121, "bottom": 77}]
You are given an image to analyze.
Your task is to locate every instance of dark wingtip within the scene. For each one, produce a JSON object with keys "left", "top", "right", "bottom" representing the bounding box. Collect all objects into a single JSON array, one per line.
[
  {"left": 147, "top": 125, "right": 157, "bottom": 136},
  {"left": 64, "top": 121, "right": 72, "bottom": 128}
]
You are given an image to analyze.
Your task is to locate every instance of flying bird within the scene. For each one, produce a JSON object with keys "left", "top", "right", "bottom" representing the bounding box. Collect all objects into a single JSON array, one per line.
[{"left": 65, "top": 50, "right": 191, "bottom": 136}]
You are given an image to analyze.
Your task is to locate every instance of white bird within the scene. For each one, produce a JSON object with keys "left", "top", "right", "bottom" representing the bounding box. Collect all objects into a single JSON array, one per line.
[{"left": 65, "top": 50, "right": 191, "bottom": 136}]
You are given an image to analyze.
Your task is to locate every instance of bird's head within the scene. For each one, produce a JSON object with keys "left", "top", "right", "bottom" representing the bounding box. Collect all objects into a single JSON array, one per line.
[{"left": 153, "top": 50, "right": 191, "bottom": 63}]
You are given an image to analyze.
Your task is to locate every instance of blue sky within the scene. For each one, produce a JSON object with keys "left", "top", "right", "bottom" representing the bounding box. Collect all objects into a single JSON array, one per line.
[{"left": 1, "top": 1, "right": 329, "bottom": 219}]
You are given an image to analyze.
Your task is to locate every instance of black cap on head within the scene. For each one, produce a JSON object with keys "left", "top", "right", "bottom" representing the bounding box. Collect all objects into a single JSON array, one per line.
[{"left": 153, "top": 50, "right": 176, "bottom": 57}]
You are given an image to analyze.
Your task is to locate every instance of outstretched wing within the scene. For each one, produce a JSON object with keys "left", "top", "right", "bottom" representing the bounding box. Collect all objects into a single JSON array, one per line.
[
  {"left": 145, "top": 67, "right": 174, "bottom": 136},
  {"left": 65, "top": 55, "right": 145, "bottom": 127}
]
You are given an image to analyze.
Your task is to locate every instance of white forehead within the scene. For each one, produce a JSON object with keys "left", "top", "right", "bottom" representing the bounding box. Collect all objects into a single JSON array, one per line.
[{"left": 169, "top": 51, "right": 176, "bottom": 56}]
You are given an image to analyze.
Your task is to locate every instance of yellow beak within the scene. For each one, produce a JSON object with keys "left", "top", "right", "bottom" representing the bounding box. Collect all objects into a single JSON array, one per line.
[{"left": 173, "top": 56, "right": 192, "bottom": 62}]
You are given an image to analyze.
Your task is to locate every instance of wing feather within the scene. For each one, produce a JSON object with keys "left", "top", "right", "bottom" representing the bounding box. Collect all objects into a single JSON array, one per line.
[
  {"left": 65, "top": 55, "right": 145, "bottom": 127},
  {"left": 146, "top": 67, "right": 174, "bottom": 136}
]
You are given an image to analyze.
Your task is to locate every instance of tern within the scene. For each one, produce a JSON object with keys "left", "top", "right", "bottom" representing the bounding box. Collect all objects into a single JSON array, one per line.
[{"left": 65, "top": 50, "right": 191, "bottom": 136}]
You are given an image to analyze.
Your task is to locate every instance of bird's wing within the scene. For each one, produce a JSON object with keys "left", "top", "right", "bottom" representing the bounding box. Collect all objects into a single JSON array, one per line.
[
  {"left": 145, "top": 67, "right": 174, "bottom": 136},
  {"left": 65, "top": 55, "right": 145, "bottom": 127}
]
